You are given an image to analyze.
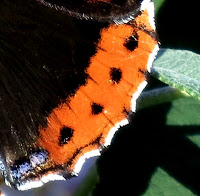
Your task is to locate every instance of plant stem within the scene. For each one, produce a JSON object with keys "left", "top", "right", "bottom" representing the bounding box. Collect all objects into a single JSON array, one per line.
[{"left": 137, "top": 86, "right": 189, "bottom": 110}]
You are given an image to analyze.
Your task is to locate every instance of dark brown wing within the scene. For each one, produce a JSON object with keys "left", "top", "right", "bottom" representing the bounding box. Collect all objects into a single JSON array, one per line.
[
  {"left": 35, "top": 0, "right": 143, "bottom": 23},
  {"left": 0, "top": 0, "right": 107, "bottom": 188}
]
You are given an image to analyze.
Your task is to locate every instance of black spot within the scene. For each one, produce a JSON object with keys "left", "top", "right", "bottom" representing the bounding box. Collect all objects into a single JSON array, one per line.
[
  {"left": 59, "top": 126, "right": 74, "bottom": 146},
  {"left": 124, "top": 34, "right": 138, "bottom": 51},
  {"left": 110, "top": 67, "right": 122, "bottom": 84},
  {"left": 91, "top": 102, "right": 104, "bottom": 115}
]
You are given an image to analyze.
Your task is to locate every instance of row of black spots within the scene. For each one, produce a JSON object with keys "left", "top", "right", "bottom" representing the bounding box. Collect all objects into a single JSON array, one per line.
[
  {"left": 59, "top": 57, "right": 134, "bottom": 146},
  {"left": 58, "top": 102, "right": 104, "bottom": 146},
  {"left": 56, "top": 15, "right": 134, "bottom": 147}
]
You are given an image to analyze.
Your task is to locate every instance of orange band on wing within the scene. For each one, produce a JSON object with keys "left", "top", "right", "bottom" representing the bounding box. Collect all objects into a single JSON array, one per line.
[{"left": 38, "top": 8, "right": 157, "bottom": 170}]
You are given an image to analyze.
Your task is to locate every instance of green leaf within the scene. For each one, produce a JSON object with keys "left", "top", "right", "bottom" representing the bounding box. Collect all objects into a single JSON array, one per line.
[
  {"left": 166, "top": 97, "right": 200, "bottom": 147},
  {"left": 140, "top": 97, "right": 200, "bottom": 196},
  {"left": 142, "top": 168, "right": 197, "bottom": 196},
  {"left": 153, "top": 0, "right": 166, "bottom": 13},
  {"left": 137, "top": 86, "right": 187, "bottom": 110},
  {"left": 151, "top": 49, "right": 200, "bottom": 100},
  {"left": 166, "top": 97, "right": 200, "bottom": 126}
]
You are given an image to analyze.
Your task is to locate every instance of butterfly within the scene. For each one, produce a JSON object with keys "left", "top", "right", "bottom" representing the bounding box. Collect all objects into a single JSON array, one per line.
[{"left": 0, "top": 0, "right": 158, "bottom": 191}]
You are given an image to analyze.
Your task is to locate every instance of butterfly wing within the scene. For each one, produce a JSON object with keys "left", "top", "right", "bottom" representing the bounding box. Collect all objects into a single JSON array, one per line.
[{"left": 0, "top": 0, "right": 158, "bottom": 190}]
